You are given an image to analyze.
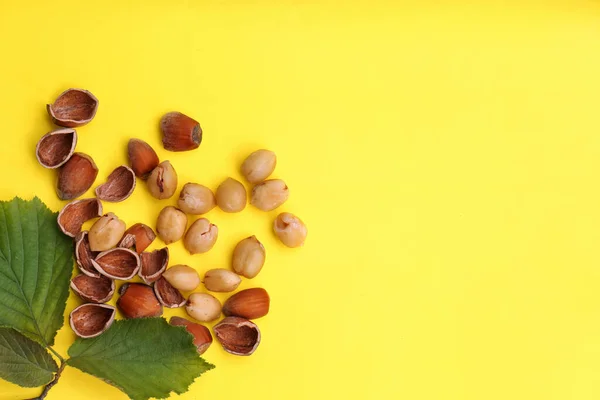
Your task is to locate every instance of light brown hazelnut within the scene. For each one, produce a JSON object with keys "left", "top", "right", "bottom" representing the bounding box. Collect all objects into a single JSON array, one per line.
[
  {"left": 178, "top": 183, "right": 216, "bottom": 215},
  {"left": 273, "top": 212, "right": 307, "bottom": 248},
  {"left": 160, "top": 112, "right": 202, "bottom": 152},
  {"left": 250, "top": 179, "right": 289, "bottom": 211},
  {"left": 162, "top": 264, "right": 201, "bottom": 291},
  {"left": 156, "top": 206, "right": 187, "bottom": 244},
  {"left": 117, "top": 283, "right": 163, "bottom": 319},
  {"left": 147, "top": 160, "right": 178, "bottom": 199},
  {"left": 241, "top": 149, "right": 277, "bottom": 183},
  {"left": 215, "top": 178, "right": 246, "bottom": 213},
  {"left": 223, "top": 288, "right": 270, "bottom": 319},
  {"left": 128, "top": 138, "right": 159, "bottom": 179},
  {"left": 203, "top": 269, "right": 241, "bottom": 292},
  {"left": 232, "top": 236, "right": 265, "bottom": 278},
  {"left": 184, "top": 218, "right": 218, "bottom": 254},
  {"left": 185, "top": 293, "right": 221, "bottom": 322},
  {"left": 88, "top": 213, "right": 126, "bottom": 252}
]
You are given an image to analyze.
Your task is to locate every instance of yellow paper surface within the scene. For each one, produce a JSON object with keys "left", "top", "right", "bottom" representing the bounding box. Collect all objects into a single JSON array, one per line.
[{"left": 1, "top": 0, "right": 600, "bottom": 399}]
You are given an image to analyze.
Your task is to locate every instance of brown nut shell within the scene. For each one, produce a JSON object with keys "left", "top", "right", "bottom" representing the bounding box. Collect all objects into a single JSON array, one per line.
[
  {"left": 232, "top": 235, "right": 266, "bottom": 279},
  {"left": 160, "top": 112, "right": 202, "bottom": 152},
  {"left": 214, "top": 316, "right": 261, "bottom": 356},
  {"left": 169, "top": 317, "right": 212, "bottom": 355},
  {"left": 92, "top": 248, "right": 140, "bottom": 280},
  {"left": 47, "top": 88, "right": 99, "bottom": 127},
  {"left": 273, "top": 212, "right": 307, "bottom": 248},
  {"left": 69, "top": 303, "right": 116, "bottom": 339},
  {"left": 241, "top": 149, "right": 277, "bottom": 184},
  {"left": 58, "top": 198, "right": 103, "bottom": 237},
  {"left": 128, "top": 138, "right": 159, "bottom": 179},
  {"left": 95, "top": 165, "right": 136, "bottom": 202},
  {"left": 119, "top": 223, "right": 156, "bottom": 254},
  {"left": 57, "top": 152, "right": 99, "bottom": 200},
  {"left": 35, "top": 128, "right": 77, "bottom": 169},
  {"left": 70, "top": 274, "right": 115, "bottom": 303},
  {"left": 250, "top": 179, "right": 289, "bottom": 211},
  {"left": 75, "top": 231, "right": 100, "bottom": 277},
  {"left": 183, "top": 218, "right": 218, "bottom": 254},
  {"left": 117, "top": 283, "right": 163, "bottom": 319},
  {"left": 139, "top": 247, "right": 169, "bottom": 284},
  {"left": 147, "top": 161, "right": 178, "bottom": 200},
  {"left": 154, "top": 277, "right": 186, "bottom": 308},
  {"left": 223, "top": 288, "right": 270, "bottom": 319},
  {"left": 215, "top": 178, "right": 246, "bottom": 213}
]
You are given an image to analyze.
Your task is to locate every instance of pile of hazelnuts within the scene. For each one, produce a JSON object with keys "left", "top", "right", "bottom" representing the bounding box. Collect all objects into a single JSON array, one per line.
[{"left": 35, "top": 88, "right": 307, "bottom": 356}]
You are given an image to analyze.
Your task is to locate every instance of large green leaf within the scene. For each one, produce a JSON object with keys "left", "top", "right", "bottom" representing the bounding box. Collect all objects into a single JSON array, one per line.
[
  {"left": 0, "top": 197, "right": 74, "bottom": 346},
  {"left": 0, "top": 327, "right": 57, "bottom": 387},
  {"left": 67, "top": 318, "right": 215, "bottom": 400}
]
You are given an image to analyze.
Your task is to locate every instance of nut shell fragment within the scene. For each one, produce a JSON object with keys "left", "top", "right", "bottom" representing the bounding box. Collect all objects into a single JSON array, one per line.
[
  {"left": 92, "top": 248, "right": 140, "bottom": 280},
  {"left": 35, "top": 128, "right": 77, "bottom": 169},
  {"left": 154, "top": 277, "right": 186, "bottom": 308},
  {"left": 47, "top": 88, "right": 99, "bottom": 127},
  {"left": 139, "top": 247, "right": 169, "bottom": 284},
  {"left": 160, "top": 112, "right": 202, "bottom": 151},
  {"left": 169, "top": 317, "right": 212, "bottom": 354},
  {"left": 128, "top": 138, "right": 159, "bottom": 179},
  {"left": 56, "top": 153, "right": 99, "bottom": 200},
  {"left": 58, "top": 198, "right": 103, "bottom": 237},
  {"left": 119, "top": 223, "right": 156, "bottom": 254},
  {"left": 117, "top": 283, "right": 163, "bottom": 319},
  {"left": 75, "top": 231, "right": 100, "bottom": 277},
  {"left": 95, "top": 165, "right": 136, "bottom": 202},
  {"left": 214, "top": 316, "right": 261, "bottom": 356},
  {"left": 69, "top": 303, "right": 115, "bottom": 339},
  {"left": 70, "top": 274, "right": 115, "bottom": 303}
]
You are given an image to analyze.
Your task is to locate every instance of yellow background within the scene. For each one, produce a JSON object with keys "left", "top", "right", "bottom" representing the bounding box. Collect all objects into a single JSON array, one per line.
[{"left": 1, "top": 0, "right": 600, "bottom": 399}]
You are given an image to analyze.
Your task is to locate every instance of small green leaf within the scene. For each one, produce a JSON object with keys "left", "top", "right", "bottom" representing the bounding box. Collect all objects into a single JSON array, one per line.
[
  {"left": 0, "top": 327, "right": 58, "bottom": 387},
  {"left": 0, "top": 197, "right": 74, "bottom": 346},
  {"left": 67, "top": 318, "right": 215, "bottom": 400}
]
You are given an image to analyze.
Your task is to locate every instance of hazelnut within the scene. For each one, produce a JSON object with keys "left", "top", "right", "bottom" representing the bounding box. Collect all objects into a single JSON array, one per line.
[
  {"left": 57, "top": 198, "right": 103, "bottom": 238},
  {"left": 69, "top": 304, "right": 115, "bottom": 339},
  {"left": 185, "top": 293, "right": 221, "bottom": 322},
  {"left": 162, "top": 264, "right": 201, "bottom": 291},
  {"left": 160, "top": 112, "right": 202, "bottom": 152},
  {"left": 232, "top": 236, "right": 265, "bottom": 279},
  {"left": 169, "top": 317, "right": 212, "bottom": 355},
  {"left": 128, "top": 138, "right": 159, "bottom": 179},
  {"left": 35, "top": 128, "right": 77, "bottom": 169},
  {"left": 56, "top": 152, "right": 99, "bottom": 200},
  {"left": 215, "top": 178, "right": 246, "bottom": 213},
  {"left": 147, "top": 160, "right": 178, "bottom": 199},
  {"left": 156, "top": 206, "right": 187, "bottom": 244},
  {"left": 183, "top": 218, "right": 218, "bottom": 254},
  {"left": 119, "top": 223, "right": 156, "bottom": 254},
  {"left": 88, "top": 213, "right": 126, "bottom": 252},
  {"left": 178, "top": 183, "right": 216, "bottom": 215},
  {"left": 95, "top": 165, "right": 136, "bottom": 202},
  {"left": 241, "top": 149, "right": 277, "bottom": 183},
  {"left": 117, "top": 283, "right": 163, "bottom": 319},
  {"left": 223, "top": 288, "right": 270, "bottom": 319},
  {"left": 47, "top": 88, "right": 99, "bottom": 127},
  {"left": 273, "top": 212, "right": 307, "bottom": 248},
  {"left": 203, "top": 269, "right": 241, "bottom": 292},
  {"left": 250, "top": 179, "right": 289, "bottom": 211},
  {"left": 214, "top": 317, "right": 261, "bottom": 356}
]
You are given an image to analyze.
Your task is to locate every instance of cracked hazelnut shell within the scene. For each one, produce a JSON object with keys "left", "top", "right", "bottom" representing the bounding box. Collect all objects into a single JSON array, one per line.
[{"left": 35, "top": 128, "right": 77, "bottom": 169}]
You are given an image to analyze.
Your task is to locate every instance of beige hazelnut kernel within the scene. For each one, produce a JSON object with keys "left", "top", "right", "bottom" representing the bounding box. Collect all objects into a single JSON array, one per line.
[
  {"left": 178, "top": 183, "right": 216, "bottom": 215},
  {"left": 250, "top": 179, "right": 289, "bottom": 211},
  {"left": 162, "top": 264, "right": 201, "bottom": 292},
  {"left": 156, "top": 206, "right": 187, "bottom": 244},
  {"left": 186, "top": 293, "right": 222, "bottom": 322},
  {"left": 232, "top": 236, "right": 265, "bottom": 279},
  {"left": 241, "top": 149, "right": 277, "bottom": 184},
  {"left": 215, "top": 178, "right": 246, "bottom": 213},
  {"left": 273, "top": 212, "right": 307, "bottom": 248},
  {"left": 204, "top": 269, "right": 241, "bottom": 292},
  {"left": 88, "top": 213, "right": 126, "bottom": 252},
  {"left": 147, "top": 160, "right": 178, "bottom": 199},
  {"left": 184, "top": 218, "right": 218, "bottom": 254}
]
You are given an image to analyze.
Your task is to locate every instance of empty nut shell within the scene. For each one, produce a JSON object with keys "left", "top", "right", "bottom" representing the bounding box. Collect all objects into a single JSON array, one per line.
[
  {"left": 56, "top": 152, "right": 99, "bottom": 200},
  {"left": 241, "top": 149, "right": 277, "bottom": 184},
  {"left": 203, "top": 269, "right": 241, "bottom": 292},
  {"left": 185, "top": 293, "right": 221, "bottom": 322},
  {"left": 156, "top": 206, "right": 187, "bottom": 244},
  {"left": 35, "top": 128, "right": 77, "bottom": 169},
  {"left": 75, "top": 231, "right": 100, "bottom": 277},
  {"left": 128, "top": 138, "right": 159, "bottom": 179},
  {"left": 88, "top": 213, "right": 126, "bottom": 252},
  {"left": 117, "top": 283, "right": 162, "bottom": 319},
  {"left": 95, "top": 165, "right": 136, "bottom": 202},
  {"left": 178, "top": 183, "right": 216, "bottom": 215},
  {"left": 162, "top": 264, "right": 201, "bottom": 292},
  {"left": 147, "top": 161, "right": 178, "bottom": 199},
  {"left": 70, "top": 274, "right": 115, "bottom": 303},
  {"left": 47, "top": 88, "right": 99, "bottom": 127},
  {"left": 250, "top": 179, "right": 289, "bottom": 211},
  {"left": 215, "top": 178, "right": 246, "bottom": 213},
  {"left": 58, "top": 198, "right": 103, "bottom": 237},
  {"left": 214, "top": 316, "right": 261, "bottom": 356},
  {"left": 69, "top": 303, "right": 116, "bottom": 339},
  {"left": 139, "top": 247, "right": 169, "bottom": 284},
  {"left": 273, "top": 212, "right": 307, "bottom": 248},
  {"left": 160, "top": 112, "right": 202, "bottom": 151},
  {"left": 223, "top": 288, "right": 270, "bottom": 319},
  {"left": 119, "top": 223, "right": 156, "bottom": 254},
  {"left": 169, "top": 317, "right": 212, "bottom": 355},
  {"left": 183, "top": 218, "right": 218, "bottom": 254},
  {"left": 92, "top": 248, "right": 140, "bottom": 280},
  {"left": 154, "top": 277, "right": 186, "bottom": 308},
  {"left": 232, "top": 235, "right": 266, "bottom": 279}
]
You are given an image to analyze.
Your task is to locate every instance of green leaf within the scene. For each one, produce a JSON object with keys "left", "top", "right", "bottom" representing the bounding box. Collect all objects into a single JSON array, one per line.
[
  {"left": 67, "top": 318, "right": 215, "bottom": 400},
  {"left": 0, "top": 327, "right": 58, "bottom": 387},
  {"left": 0, "top": 197, "right": 74, "bottom": 346}
]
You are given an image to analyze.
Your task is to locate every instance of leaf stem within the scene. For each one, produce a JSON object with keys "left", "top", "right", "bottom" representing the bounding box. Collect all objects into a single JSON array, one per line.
[
  {"left": 46, "top": 346, "right": 64, "bottom": 363},
  {"left": 27, "top": 360, "right": 66, "bottom": 400}
]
